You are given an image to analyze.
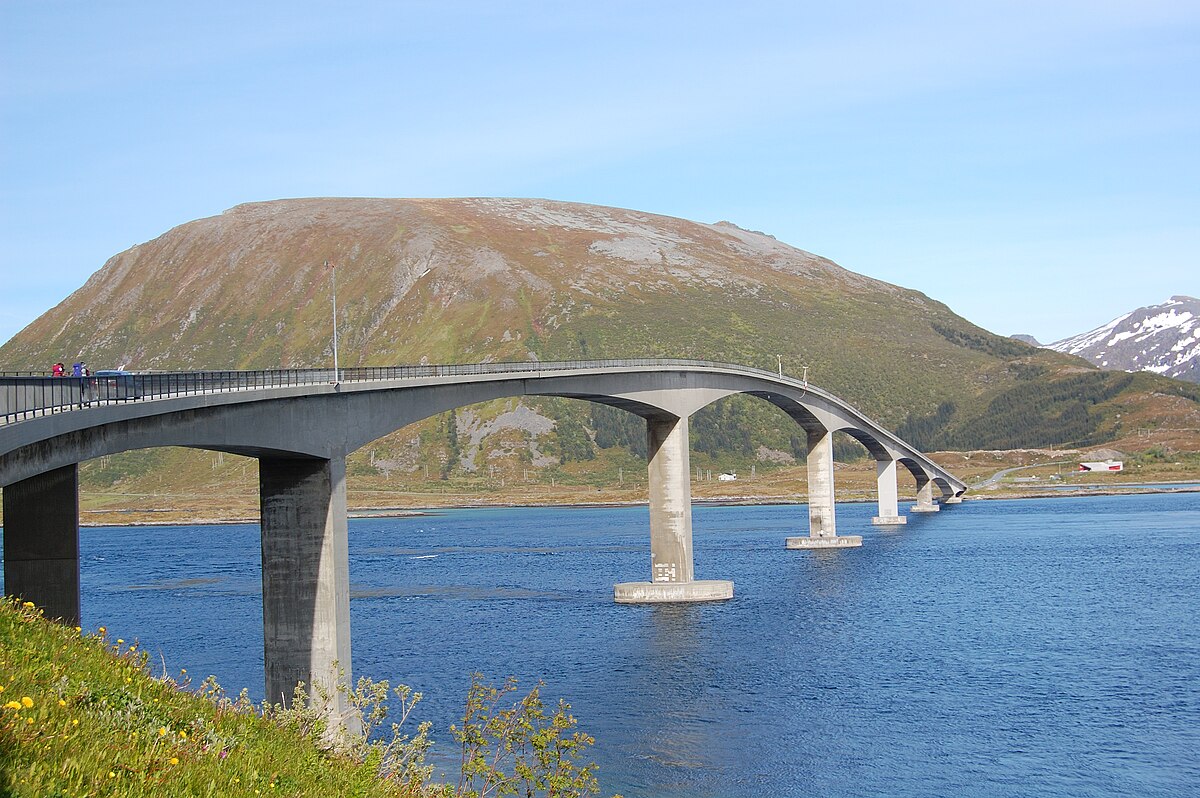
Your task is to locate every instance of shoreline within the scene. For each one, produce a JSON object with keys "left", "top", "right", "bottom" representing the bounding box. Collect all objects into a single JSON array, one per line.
[{"left": 72, "top": 481, "right": 1200, "bottom": 527}]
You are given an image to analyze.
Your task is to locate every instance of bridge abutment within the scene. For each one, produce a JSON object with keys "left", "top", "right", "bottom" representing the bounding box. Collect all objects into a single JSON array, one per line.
[
  {"left": 1, "top": 464, "right": 81, "bottom": 624},
  {"left": 787, "top": 428, "right": 862, "bottom": 549},
  {"left": 614, "top": 415, "right": 732, "bottom": 603},
  {"left": 259, "top": 456, "right": 356, "bottom": 736},
  {"left": 872, "top": 458, "right": 907, "bottom": 526}
]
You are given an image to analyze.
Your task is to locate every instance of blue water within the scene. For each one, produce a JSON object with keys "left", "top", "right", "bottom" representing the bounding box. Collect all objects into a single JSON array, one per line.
[{"left": 49, "top": 495, "right": 1200, "bottom": 796}]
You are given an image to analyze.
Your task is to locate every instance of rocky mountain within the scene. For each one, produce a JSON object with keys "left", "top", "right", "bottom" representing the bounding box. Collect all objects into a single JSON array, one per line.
[
  {"left": 1047, "top": 296, "right": 1200, "bottom": 384},
  {"left": 3, "top": 198, "right": 1198, "bottom": 468},
  {"left": 1010, "top": 334, "right": 1042, "bottom": 346}
]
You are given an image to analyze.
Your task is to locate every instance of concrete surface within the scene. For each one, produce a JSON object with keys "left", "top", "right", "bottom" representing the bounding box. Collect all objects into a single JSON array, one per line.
[
  {"left": 785, "top": 535, "right": 864, "bottom": 549},
  {"left": 2, "top": 464, "right": 80, "bottom": 624},
  {"left": 613, "top": 579, "right": 734, "bottom": 603},
  {"left": 259, "top": 456, "right": 357, "bottom": 735},
  {"left": 645, "top": 415, "right": 695, "bottom": 585}
]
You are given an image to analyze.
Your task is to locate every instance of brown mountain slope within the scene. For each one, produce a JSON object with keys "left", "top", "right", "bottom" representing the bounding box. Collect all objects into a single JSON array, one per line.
[
  {"left": 3, "top": 198, "right": 1197, "bottom": 455},
  {"left": 9, "top": 197, "right": 913, "bottom": 371}
]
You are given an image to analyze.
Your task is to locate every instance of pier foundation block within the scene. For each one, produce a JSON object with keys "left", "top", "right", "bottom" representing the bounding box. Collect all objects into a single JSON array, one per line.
[
  {"left": 785, "top": 535, "right": 863, "bottom": 549},
  {"left": 614, "top": 580, "right": 734, "bottom": 603}
]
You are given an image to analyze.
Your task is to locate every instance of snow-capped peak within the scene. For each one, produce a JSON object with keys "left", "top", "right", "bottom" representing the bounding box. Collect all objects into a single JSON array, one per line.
[{"left": 1047, "top": 296, "right": 1200, "bottom": 383}]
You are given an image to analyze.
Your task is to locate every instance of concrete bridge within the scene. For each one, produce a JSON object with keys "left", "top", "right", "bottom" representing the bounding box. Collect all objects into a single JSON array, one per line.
[{"left": 1, "top": 359, "right": 964, "bottom": 718}]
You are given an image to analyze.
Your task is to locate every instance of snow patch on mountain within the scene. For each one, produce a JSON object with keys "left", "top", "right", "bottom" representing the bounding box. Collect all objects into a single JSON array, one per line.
[{"left": 1047, "top": 296, "right": 1200, "bottom": 383}]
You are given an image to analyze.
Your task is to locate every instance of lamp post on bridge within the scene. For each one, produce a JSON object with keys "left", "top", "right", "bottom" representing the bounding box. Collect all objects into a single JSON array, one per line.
[{"left": 327, "top": 260, "right": 340, "bottom": 384}]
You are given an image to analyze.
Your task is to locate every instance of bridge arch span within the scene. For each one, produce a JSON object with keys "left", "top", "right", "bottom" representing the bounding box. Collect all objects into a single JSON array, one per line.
[{"left": 1, "top": 359, "right": 964, "bottom": 733}]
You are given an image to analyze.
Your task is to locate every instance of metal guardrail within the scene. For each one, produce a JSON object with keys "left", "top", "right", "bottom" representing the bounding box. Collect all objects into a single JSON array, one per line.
[{"left": 0, "top": 359, "right": 797, "bottom": 425}]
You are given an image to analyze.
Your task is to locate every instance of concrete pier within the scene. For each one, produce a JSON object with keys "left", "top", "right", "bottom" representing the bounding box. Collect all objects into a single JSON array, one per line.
[
  {"left": 259, "top": 456, "right": 355, "bottom": 733},
  {"left": 912, "top": 477, "right": 940, "bottom": 513},
  {"left": 872, "top": 458, "right": 907, "bottom": 526},
  {"left": 646, "top": 415, "right": 694, "bottom": 585},
  {"left": 786, "top": 428, "right": 862, "bottom": 549},
  {"left": 1, "top": 464, "right": 80, "bottom": 624},
  {"left": 614, "top": 415, "right": 732, "bottom": 602}
]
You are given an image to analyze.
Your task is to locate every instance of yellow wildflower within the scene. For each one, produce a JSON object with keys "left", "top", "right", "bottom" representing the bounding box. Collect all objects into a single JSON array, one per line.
[
  {"left": 179, "top": 730, "right": 188, "bottom": 739},
  {"left": 58, "top": 699, "right": 66, "bottom": 707},
  {"left": 117, "top": 638, "right": 124, "bottom": 645},
  {"left": 22, "top": 601, "right": 34, "bottom": 609},
  {"left": 20, "top": 697, "right": 33, "bottom": 709},
  {"left": 3, "top": 701, "right": 20, "bottom": 710},
  {"left": 25, "top": 718, "right": 33, "bottom": 725},
  {"left": 108, "top": 771, "right": 116, "bottom": 778},
  {"left": 158, "top": 726, "right": 168, "bottom": 737},
  {"left": 72, "top": 719, "right": 79, "bottom": 726},
  {"left": 0, "top": 685, "right": 5, "bottom": 693},
  {"left": 170, "top": 757, "right": 179, "bottom": 765}
]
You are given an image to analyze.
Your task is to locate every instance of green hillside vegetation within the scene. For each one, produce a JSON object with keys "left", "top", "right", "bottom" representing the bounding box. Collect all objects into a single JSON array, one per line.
[
  {"left": 898, "top": 370, "right": 1200, "bottom": 451},
  {"left": 0, "top": 599, "right": 612, "bottom": 798},
  {"left": 2, "top": 198, "right": 1197, "bottom": 504}
]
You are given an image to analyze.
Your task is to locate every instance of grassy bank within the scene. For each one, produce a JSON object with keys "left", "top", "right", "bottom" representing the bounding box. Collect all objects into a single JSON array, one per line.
[
  {"left": 0, "top": 600, "right": 426, "bottom": 797},
  {"left": 0, "top": 601, "right": 609, "bottom": 798}
]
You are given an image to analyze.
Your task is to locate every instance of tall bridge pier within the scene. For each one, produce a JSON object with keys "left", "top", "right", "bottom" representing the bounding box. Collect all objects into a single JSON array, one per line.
[
  {"left": 614, "top": 414, "right": 734, "bottom": 603},
  {"left": 259, "top": 456, "right": 354, "bottom": 727},
  {"left": 2, "top": 464, "right": 81, "bottom": 625},
  {"left": 872, "top": 457, "right": 907, "bottom": 525},
  {"left": 785, "top": 428, "right": 864, "bottom": 549}
]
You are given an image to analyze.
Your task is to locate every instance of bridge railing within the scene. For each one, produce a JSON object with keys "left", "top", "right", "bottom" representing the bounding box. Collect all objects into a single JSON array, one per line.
[
  {"left": 1, "top": 360, "right": 784, "bottom": 424},
  {"left": 0, "top": 369, "right": 325, "bottom": 423}
]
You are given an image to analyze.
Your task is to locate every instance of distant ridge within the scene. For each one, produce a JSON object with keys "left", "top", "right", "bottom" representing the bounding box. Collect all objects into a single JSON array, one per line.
[{"left": 1047, "top": 296, "right": 1200, "bottom": 384}]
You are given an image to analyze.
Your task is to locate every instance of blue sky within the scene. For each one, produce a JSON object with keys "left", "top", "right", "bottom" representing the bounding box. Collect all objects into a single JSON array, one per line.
[{"left": 2, "top": 1, "right": 1197, "bottom": 347}]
